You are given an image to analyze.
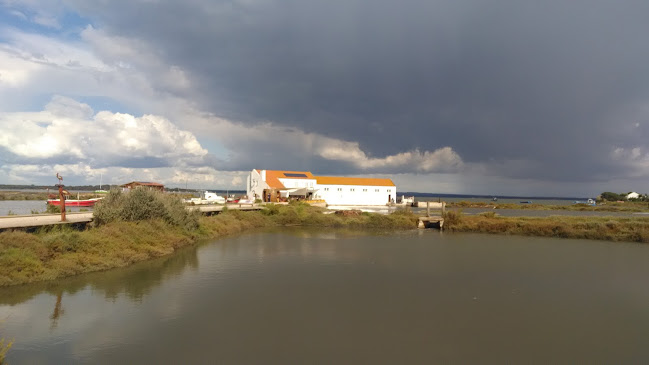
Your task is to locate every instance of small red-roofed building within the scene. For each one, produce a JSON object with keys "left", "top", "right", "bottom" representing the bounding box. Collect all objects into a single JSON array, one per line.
[{"left": 120, "top": 181, "right": 165, "bottom": 192}]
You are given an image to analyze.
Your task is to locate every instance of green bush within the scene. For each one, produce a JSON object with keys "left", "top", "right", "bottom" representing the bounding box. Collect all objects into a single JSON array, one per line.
[
  {"left": 93, "top": 189, "right": 199, "bottom": 230},
  {"left": 443, "top": 210, "right": 464, "bottom": 227},
  {"left": 262, "top": 204, "right": 280, "bottom": 216},
  {"left": 45, "top": 203, "right": 63, "bottom": 214},
  {"left": 480, "top": 211, "right": 497, "bottom": 218}
]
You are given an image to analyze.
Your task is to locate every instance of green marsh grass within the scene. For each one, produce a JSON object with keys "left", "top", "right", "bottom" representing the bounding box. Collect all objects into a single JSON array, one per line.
[{"left": 444, "top": 213, "right": 649, "bottom": 243}]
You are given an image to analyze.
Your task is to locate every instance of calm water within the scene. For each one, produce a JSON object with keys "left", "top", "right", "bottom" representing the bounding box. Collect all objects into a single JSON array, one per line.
[
  {"left": 0, "top": 201, "right": 91, "bottom": 215},
  {"left": 2, "top": 229, "right": 649, "bottom": 364}
]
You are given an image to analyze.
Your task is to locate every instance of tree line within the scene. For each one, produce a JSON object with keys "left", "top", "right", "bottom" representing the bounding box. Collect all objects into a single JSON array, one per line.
[{"left": 599, "top": 191, "right": 649, "bottom": 202}]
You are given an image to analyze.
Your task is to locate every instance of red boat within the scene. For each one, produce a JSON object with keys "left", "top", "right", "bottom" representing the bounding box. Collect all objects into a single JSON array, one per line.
[{"left": 47, "top": 198, "right": 103, "bottom": 207}]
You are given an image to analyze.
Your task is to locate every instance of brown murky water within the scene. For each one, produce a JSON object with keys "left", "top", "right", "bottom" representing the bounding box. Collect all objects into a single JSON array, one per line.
[{"left": 1, "top": 228, "right": 649, "bottom": 364}]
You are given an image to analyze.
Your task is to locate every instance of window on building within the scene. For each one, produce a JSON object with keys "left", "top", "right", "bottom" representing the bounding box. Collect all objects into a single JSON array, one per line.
[
  {"left": 363, "top": 189, "right": 367, "bottom": 192},
  {"left": 387, "top": 189, "right": 391, "bottom": 193},
  {"left": 350, "top": 188, "right": 355, "bottom": 192},
  {"left": 324, "top": 188, "right": 329, "bottom": 191},
  {"left": 375, "top": 189, "right": 380, "bottom": 192},
  {"left": 337, "top": 188, "right": 342, "bottom": 191}
]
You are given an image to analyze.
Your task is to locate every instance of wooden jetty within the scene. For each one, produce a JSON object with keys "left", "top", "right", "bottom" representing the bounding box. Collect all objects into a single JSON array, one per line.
[
  {"left": 189, "top": 204, "right": 263, "bottom": 214},
  {"left": 0, "top": 212, "right": 94, "bottom": 230},
  {"left": 0, "top": 204, "right": 263, "bottom": 230},
  {"left": 418, "top": 201, "right": 445, "bottom": 230}
]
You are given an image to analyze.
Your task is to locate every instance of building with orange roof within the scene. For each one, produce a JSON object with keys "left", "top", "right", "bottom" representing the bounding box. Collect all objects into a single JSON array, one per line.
[
  {"left": 314, "top": 176, "right": 396, "bottom": 205},
  {"left": 246, "top": 169, "right": 396, "bottom": 205},
  {"left": 247, "top": 170, "right": 318, "bottom": 202}
]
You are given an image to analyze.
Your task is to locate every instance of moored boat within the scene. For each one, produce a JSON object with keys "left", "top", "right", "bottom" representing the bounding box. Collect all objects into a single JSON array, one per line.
[
  {"left": 47, "top": 197, "right": 103, "bottom": 207},
  {"left": 185, "top": 191, "right": 226, "bottom": 205}
]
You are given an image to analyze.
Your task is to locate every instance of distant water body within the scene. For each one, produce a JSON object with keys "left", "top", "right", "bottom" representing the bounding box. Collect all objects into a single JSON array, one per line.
[{"left": 0, "top": 200, "right": 91, "bottom": 215}]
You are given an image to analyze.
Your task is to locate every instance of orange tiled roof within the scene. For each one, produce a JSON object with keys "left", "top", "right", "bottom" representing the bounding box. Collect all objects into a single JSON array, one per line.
[
  {"left": 315, "top": 176, "right": 395, "bottom": 187},
  {"left": 264, "top": 170, "right": 315, "bottom": 189}
]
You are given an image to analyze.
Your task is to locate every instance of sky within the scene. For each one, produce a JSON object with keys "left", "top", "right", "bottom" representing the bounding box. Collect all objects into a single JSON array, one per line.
[{"left": 0, "top": 0, "right": 648, "bottom": 197}]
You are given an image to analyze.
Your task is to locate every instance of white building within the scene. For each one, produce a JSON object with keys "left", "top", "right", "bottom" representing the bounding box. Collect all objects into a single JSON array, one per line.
[
  {"left": 246, "top": 169, "right": 396, "bottom": 206},
  {"left": 314, "top": 176, "right": 396, "bottom": 206},
  {"left": 247, "top": 170, "right": 318, "bottom": 202},
  {"left": 627, "top": 192, "right": 640, "bottom": 200}
]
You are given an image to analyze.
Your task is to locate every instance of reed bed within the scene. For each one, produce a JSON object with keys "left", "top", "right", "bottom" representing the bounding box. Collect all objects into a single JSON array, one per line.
[
  {"left": 444, "top": 211, "right": 649, "bottom": 243},
  {"left": 447, "top": 200, "right": 649, "bottom": 212}
]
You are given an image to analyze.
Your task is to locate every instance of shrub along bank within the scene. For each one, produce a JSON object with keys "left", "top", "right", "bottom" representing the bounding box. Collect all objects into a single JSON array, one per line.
[{"left": 0, "top": 190, "right": 418, "bottom": 287}]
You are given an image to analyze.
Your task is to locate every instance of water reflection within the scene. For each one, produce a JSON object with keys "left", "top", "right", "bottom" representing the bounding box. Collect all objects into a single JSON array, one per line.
[
  {"left": 49, "top": 292, "right": 64, "bottom": 330},
  {"left": 0, "top": 244, "right": 200, "bottom": 307}
]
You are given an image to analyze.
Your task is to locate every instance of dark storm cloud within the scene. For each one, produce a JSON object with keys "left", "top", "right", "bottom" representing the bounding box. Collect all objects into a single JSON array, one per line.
[{"left": 68, "top": 0, "right": 649, "bottom": 181}]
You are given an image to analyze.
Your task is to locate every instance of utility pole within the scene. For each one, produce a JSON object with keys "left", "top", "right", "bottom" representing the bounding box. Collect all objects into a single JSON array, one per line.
[{"left": 56, "top": 173, "right": 66, "bottom": 222}]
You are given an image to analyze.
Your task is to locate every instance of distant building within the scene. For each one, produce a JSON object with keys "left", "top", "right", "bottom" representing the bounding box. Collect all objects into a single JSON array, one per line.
[
  {"left": 246, "top": 169, "right": 396, "bottom": 205},
  {"left": 627, "top": 192, "right": 640, "bottom": 200},
  {"left": 121, "top": 181, "right": 165, "bottom": 192}
]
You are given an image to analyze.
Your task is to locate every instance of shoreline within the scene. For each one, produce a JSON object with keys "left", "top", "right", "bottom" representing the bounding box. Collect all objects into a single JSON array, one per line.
[
  {"left": 0, "top": 204, "right": 417, "bottom": 287},
  {"left": 2, "top": 203, "right": 649, "bottom": 287}
]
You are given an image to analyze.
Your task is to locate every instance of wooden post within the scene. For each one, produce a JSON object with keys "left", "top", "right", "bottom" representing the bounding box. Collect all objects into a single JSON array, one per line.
[
  {"left": 426, "top": 201, "right": 430, "bottom": 217},
  {"left": 442, "top": 201, "right": 446, "bottom": 215},
  {"left": 58, "top": 184, "right": 66, "bottom": 222}
]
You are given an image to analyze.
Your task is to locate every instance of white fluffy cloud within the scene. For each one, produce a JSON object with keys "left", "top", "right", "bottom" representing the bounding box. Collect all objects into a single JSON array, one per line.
[
  {"left": 198, "top": 117, "right": 464, "bottom": 174},
  {"left": 318, "top": 143, "right": 463, "bottom": 172},
  {"left": 0, "top": 163, "right": 250, "bottom": 189},
  {"left": 0, "top": 96, "right": 207, "bottom": 166}
]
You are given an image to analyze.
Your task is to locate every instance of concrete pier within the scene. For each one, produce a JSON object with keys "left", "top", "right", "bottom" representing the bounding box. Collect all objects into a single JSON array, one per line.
[
  {"left": 189, "top": 204, "right": 263, "bottom": 214},
  {"left": 418, "top": 216, "right": 444, "bottom": 229},
  {"left": 418, "top": 201, "right": 446, "bottom": 230},
  {"left": 0, "top": 212, "right": 93, "bottom": 230},
  {"left": 0, "top": 204, "right": 263, "bottom": 230}
]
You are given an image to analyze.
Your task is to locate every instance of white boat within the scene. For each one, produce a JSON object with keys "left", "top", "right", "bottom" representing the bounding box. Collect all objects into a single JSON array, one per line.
[
  {"left": 573, "top": 198, "right": 596, "bottom": 206},
  {"left": 94, "top": 173, "right": 109, "bottom": 194},
  {"left": 185, "top": 191, "right": 226, "bottom": 205}
]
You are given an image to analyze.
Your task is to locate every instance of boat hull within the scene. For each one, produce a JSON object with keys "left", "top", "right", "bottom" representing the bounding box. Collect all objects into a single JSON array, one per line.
[{"left": 47, "top": 198, "right": 101, "bottom": 207}]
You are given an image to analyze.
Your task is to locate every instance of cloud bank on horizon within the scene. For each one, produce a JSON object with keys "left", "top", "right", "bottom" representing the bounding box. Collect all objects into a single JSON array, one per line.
[{"left": 1, "top": 0, "right": 648, "bottom": 196}]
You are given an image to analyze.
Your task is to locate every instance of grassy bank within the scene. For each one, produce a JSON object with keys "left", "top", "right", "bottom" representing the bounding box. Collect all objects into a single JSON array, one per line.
[
  {"left": 447, "top": 200, "right": 649, "bottom": 212},
  {"left": 0, "top": 191, "right": 51, "bottom": 201},
  {"left": 0, "top": 193, "right": 418, "bottom": 287},
  {"left": 444, "top": 211, "right": 649, "bottom": 243}
]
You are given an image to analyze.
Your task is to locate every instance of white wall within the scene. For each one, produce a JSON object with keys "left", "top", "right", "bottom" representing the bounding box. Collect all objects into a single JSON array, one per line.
[
  {"left": 247, "top": 170, "right": 268, "bottom": 199},
  {"left": 278, "top": 178, "right": 316, "bottom": 189},
  {"left": 315, "top": 184, "right": 396, "bottom": 205}
]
